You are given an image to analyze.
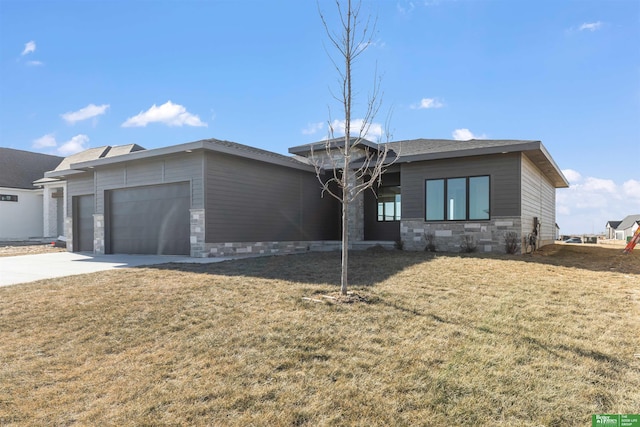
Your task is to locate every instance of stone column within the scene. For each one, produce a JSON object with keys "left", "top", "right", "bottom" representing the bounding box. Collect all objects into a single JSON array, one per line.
[
  {"left": 65, "top": 217, "right": 73, "bottom": 252},
  {"left": 190, "top": 209, "right": 206, "bottom": 257},
  {"left": 94, "top": 214, "right": 105, "bottom": 255},
  {"left": 347, "top": 176, "right": 365, "bottom": 242}
]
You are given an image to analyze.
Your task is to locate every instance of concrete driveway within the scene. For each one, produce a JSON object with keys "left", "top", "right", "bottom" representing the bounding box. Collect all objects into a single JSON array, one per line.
[{"left": 0, "top": 252, "right": 228, "bottom": 287}]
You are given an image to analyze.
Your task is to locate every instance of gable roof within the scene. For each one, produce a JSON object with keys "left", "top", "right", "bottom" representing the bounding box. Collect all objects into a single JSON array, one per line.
[
  {"left": 0, "top": 148, "right": 63, "bottom": 189},
  {"left": 606, "top": 220, "right": 622, "bottom": 229},
  {"left": 617, "top": 214, "right": 640, "bottom": 230}
]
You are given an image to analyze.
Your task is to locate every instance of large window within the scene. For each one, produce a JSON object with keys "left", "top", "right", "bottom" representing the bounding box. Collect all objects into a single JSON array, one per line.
[
  {"left": 377, "top": 186, "right": 401, "bottom": 221},
  {"left": 425, "top": 176, "right": 489, "bottom": 221}
]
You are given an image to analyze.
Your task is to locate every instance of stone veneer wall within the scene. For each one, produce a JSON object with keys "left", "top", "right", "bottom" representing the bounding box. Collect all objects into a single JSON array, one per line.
[
  {"left": 190, "top": 209, "right": 206, "bottom": 257},
  {"left": 94, "top": 214, "right": 105, "bottom": 255},
  {"left": 204, "top": 241, "right": 315, "bottom": 257},
  {"left": 65, "top": 217, "right": 73, "bottom": 252},
  {"left": 401, "top": 217, "right": 522, "bottom": 254},
  {"left": 347, "top": 179, "right": 365, "bottom": 242},
  {"left": 201, "top": 240, "right": 395, "bottom": 257}
]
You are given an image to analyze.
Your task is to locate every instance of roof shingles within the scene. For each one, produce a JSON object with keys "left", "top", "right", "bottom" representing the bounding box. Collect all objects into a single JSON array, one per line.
[{"left": 0, "top": 148, "right": 63, "bottom": 189}]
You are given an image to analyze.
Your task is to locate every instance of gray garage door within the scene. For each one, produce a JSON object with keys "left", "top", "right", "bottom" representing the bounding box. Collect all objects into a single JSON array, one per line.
[
  {"left": 108, "top": 182, "right": 190, "bottom": 255},
  {"left": 73, "top": 195, "right": 94, "bottom": 252}
]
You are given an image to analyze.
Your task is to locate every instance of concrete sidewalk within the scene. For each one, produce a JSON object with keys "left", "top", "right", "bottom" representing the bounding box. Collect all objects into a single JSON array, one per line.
[{"left": 0, "top": 252, "right": 230, "bottom": 287}]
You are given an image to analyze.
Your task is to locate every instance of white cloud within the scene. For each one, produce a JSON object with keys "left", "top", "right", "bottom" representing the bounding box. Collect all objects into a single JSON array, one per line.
[
  {"left": 57, "top": 135, "right": 90, "bottom": 156},
  {"left": 412, "top": 98, "right": 444, "bottom": 109},
  {"left": 452, "top": 128, "right": 487, "bottom": 140},
  {"left": 579, "top": 21, "right": 602, "bottom": 32},
  {"left": 32, "top": 133, "right": 90, "bottom": 156},
  {"left": 61, "top": 104, "right": 110, "bottom": 124},
  {"left": 122, "top": 101, "right": 207, "bottom": 128},
  {"left": 302, "top": 122, "right": 325, "bottom": 135},
  {"left": 556, "top": 171, "right": 640, "bottom": 235},
  {"left": 330, "top": 118, "right": 384, "bottom": 141},
  {"left": 21, "top": 41, "right": 36, "bottom": 56},
  {"left": 33, "top": 134, "right": 57, "bottom": 149},
  {"left": 396, "top": 2, "right": 415, "bottom": 14},
  {"left": 622, "top": 179, "right": 640, "bottom": 198},
  {"left": 561, "top": 169, "right": 582, "bottom": 184},
  {"left": 26, "top": 60, "right": 44, "bottom": 66}
]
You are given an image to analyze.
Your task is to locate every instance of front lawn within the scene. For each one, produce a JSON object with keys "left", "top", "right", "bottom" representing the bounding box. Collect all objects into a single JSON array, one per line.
[{"left": 1, "top": 245, "right": 638, "bottom": 426}]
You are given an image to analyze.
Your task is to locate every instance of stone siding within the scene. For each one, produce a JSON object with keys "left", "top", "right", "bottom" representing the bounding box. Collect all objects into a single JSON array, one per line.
[
  {"left": 203, "top": 240, "right": 395, "bottom": 257},
  {"left": 401, "top": 217, "right": 522, "bottom": 254},
  {"left": 65, "top": 217, "right": 73, "bottom": 252},
  {"left": 190, "top": 209, "right": 206, "bottom": 257},
  {"left": 93, "top": 214, "right": 105, "bottom": 254}
]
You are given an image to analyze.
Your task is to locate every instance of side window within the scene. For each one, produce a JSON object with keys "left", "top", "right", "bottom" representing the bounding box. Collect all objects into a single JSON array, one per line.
[{"left": 377, "top": 186, "right": 401, "bottom": 221}]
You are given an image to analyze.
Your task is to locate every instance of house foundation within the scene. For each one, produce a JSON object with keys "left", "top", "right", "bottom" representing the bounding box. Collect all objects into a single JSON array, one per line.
[{"left": 401, "top": 217, "right": 522, "bottom": 254}]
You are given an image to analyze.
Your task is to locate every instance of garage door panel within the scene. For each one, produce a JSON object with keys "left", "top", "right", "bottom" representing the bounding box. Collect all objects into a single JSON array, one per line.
[
  {"left": 108, "top": 182, "right": 190, "bottom": 255},
  {"left": 74, "top": 195, "right": 94, "bottom": 252}
]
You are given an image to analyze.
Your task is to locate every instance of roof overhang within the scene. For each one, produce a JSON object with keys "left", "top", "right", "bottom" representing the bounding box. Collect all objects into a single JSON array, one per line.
[
  {"left": 289, "top": 137, "right": 380, "bottom": 156},
  {"left": 46, "top": 139, "right": 315, "bottom": 178},
  {"left": 395, "top": 140, "right": 569, "bottom": 188}
]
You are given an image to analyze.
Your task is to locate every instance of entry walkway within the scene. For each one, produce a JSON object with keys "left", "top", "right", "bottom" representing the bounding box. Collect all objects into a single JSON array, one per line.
[{"left": 0, "top": 252, "right": 230, "bottom": 287}]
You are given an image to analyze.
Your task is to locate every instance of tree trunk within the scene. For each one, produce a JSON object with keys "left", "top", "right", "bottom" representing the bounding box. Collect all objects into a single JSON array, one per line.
[{"left": 341, "top": 189, "right": 349, "bottom": 295}]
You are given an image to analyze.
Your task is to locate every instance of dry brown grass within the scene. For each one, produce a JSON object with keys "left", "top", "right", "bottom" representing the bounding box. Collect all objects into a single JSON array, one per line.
[
  {"left": 0, "top": 244, "right": 65, "bottom": 257},
  {"left": 1, "top": 244, "right": 638, "bottom": 426}
]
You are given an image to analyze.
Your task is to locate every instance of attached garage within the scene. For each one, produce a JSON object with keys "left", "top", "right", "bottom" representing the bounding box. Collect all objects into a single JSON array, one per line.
[
  {"left": 72, "top": 194, "right": 94, "bottom": 252},
  {"left": 105, "top": 182, "right": 190, "bottom": 255}
]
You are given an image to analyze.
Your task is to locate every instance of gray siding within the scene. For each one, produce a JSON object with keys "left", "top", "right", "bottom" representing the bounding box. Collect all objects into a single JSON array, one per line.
[
  {"left": 66, "top": 173, "right": 95, "bottom": 214},
  {"left": 401, "top": 153, "right": 522, "bottom": 220},
  {"left": 205, "top": 152, "right": 339, "bottom": 243},
  {"left": 92, "top": 153, "right": 204, "bottom": 213},
  {"left": 521, "top": 154, "right": 556, "bottom": 244}
]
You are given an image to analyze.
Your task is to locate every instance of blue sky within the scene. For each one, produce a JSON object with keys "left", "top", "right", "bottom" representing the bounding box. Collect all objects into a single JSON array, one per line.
[{"left": 1, "top": 0, "right": 638, "bottom": 235}]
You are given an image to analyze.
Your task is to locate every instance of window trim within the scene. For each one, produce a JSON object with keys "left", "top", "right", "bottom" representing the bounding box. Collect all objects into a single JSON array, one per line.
[
  {"left": 0, "top": 194, "right": 18, "bottom": 202},
  {"left": 376, "top": 185, "right": 401, "bottom": 222},
  {"left": 425, "top": 175, "right": 490, "bottom": 222}
]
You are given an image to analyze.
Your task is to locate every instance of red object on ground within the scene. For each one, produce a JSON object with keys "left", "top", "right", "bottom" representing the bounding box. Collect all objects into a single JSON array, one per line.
[{"left": 623, "top": 228, "right": 640, "bottom": 254}]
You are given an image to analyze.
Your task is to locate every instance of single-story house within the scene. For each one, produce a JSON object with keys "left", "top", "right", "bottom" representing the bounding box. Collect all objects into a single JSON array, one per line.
[
  {"left": 41, "top": 137, "right": 569, "bottom": 256},
  {"left": 606, "top": 215, "right": 640, "bottom": 241},
  {"left": 605, "top": 220, "right": 622, "bottom": 240},
  {"left": 0, "top": 148, "right": 62, "bottom": 240}
]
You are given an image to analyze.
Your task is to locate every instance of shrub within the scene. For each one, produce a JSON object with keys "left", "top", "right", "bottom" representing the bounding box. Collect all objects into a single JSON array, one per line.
[
  {"left": 504, "top": 231, "right": 520, "bottom": 254},
  {"left": 424, "top": 232, "right": 437, "bottom": 252},
  {"left": 460, "top": 235, "right": 478, "bottom": 253}
]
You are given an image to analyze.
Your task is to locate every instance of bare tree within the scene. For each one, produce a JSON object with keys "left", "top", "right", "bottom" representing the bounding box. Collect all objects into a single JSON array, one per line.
[{"left": 312, "top": 0, "right": 396, "bottom": 295}]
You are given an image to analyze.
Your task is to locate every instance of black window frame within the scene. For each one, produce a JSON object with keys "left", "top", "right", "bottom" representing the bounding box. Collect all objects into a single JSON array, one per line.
[
  {"left": 425, "top": 175, "right": 490, "bottom": 222},
  {"left": 376, "top": 185, "right": 401, "bottom": 222},
  {"left": 0, "top": 194, "right": 18, "bottom": 202}
]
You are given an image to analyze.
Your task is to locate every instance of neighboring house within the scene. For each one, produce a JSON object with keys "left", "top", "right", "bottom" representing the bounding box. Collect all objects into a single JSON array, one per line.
[
  {"left": 41, "top": 137, "right": 568, "bottom": 256},
  {"left": 607, "top": 215, "right": 640, "bottom": 241},
  {"left": 605, "top": 220, "right": 622, "bottom": 240},
  {"left": 0, "top": 148, "right": 62, "bottom": 240}
]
